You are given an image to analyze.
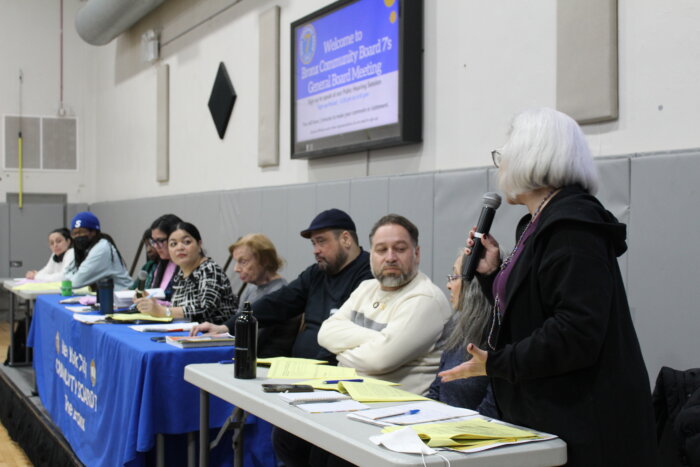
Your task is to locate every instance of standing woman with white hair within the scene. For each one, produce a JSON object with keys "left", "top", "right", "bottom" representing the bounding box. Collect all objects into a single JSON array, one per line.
[{"left": 439, "top": 108, "right": 657, "bottom": 466}]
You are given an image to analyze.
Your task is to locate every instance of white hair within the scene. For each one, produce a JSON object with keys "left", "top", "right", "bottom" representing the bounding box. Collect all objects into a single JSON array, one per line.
[{"left": 498, "top": 107, "right": 599, "bottom": 198}]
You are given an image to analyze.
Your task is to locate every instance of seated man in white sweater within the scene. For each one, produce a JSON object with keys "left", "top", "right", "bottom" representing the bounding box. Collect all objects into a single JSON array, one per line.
[{"left": 318, "top": 213, "right": 452, "bottom": 396}]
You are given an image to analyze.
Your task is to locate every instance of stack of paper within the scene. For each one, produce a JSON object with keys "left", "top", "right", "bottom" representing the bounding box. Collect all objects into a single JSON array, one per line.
[
  {"left": 129, "top": 322, "right": 196, "bottom": 332},
  {"left": 381, "top": 418, "right": 555, "bottom": 453},
  {"left": 339, "top": 381, "right": 429, "bottom": 403},
  {"left": 266, "top": 359, "right": 358, "bottom": 380},
  {"left": 348, "top": 400, "right": 478, "bottom": 426},
  {"left": 278, "top": 390, "right": 368, "bottom": 413},
  {"left": 113, "top": 288, "right": 165, "bottom": 308}
]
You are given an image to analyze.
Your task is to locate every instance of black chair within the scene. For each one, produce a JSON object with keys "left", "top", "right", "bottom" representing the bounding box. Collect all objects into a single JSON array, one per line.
[{"left": 652, "top": 366, "right": 700, "bottom": 467}]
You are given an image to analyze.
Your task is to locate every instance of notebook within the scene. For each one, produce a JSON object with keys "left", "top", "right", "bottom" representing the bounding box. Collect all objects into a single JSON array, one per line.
[{"left": 165, "top": 335, "right": 235, "bottom": 348}]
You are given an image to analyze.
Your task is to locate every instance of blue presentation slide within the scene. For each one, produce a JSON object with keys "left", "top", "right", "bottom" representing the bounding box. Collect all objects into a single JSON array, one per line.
[{"left": 295, "top": 0, "right": 400, "bottom": 142}]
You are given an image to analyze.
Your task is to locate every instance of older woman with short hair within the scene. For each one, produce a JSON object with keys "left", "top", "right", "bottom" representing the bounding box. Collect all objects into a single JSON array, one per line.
[
  {"left": 192, "top": 233, "right": 300, "bottom": 357},
  {"left": 439, "top": 108, "right": 657, "bottom": 466}
]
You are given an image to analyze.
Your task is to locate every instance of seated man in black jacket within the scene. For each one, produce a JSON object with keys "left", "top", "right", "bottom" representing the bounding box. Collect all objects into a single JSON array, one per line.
[{"left": 190, "top": 208, "right": 372, "bottom": 362}]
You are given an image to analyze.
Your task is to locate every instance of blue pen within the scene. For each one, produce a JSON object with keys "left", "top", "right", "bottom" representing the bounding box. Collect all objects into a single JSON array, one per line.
[
  {"left": 374, "top": 409, "right": 420, "bottom": 420},
  {"left": 218, "top": 359, "right": 234, "bottom": 364},
  {"left": 322, "top": 378, "right": 363, "bottom": 384}
]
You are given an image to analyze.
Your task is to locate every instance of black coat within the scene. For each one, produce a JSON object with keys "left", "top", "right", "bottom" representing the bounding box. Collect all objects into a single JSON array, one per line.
[{"left": 479, "top": 185, "right": 657, "bottom": 466}]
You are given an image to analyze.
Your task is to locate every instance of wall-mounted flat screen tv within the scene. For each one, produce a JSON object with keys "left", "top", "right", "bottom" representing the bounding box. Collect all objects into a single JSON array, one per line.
[{"left": 291, "top": 0, "right": 423, "bottom": 159}]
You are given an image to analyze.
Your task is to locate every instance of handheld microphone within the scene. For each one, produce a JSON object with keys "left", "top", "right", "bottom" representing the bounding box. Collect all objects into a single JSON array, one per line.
[
  {"left": 135, "top": 270, "right": 147, "bottom": 298},
  {"left": 462, "top": 192, "right": 502, "bottom": 281}
]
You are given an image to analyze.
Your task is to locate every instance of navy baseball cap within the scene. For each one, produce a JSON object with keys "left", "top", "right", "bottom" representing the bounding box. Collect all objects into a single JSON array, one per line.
[
  {"left": 300, "top": 209, "right": 356, "bottom": 238},
  {"left": 70, "top": 211, "right": 101, "bottom": 231}
]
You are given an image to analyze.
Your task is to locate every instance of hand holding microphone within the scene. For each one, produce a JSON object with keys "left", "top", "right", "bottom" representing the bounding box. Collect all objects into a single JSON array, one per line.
[
  {"left": 462, "top": 192, "right": 502, "bottom": 280},
  {"left": 134, "top": 270, "right": 147, "bottom": 299}
]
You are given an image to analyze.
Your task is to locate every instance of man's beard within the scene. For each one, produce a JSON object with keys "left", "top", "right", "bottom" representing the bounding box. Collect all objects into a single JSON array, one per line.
[
  {"left": 317, "top": 248, "right": 348, "bottom": 275},
  {"left": 372, "top": 263, "right": 416, "bottom": 288}
]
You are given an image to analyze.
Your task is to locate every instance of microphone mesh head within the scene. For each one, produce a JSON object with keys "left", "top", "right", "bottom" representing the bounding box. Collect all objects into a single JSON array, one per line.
[
  {"left": 138, "top": 270, "right": 148, "bottom": 281},
  {"left": 483, "top": 192, "right": 502, "bottom": 209}
]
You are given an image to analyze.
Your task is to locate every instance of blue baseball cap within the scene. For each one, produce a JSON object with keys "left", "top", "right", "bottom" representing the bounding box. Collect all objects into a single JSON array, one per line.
[
  {"left": 300, "top": 208, "right": 356, "bottom": 238},
  {"left": 71, "top": 211, "right": 101, "bottom": 231}
]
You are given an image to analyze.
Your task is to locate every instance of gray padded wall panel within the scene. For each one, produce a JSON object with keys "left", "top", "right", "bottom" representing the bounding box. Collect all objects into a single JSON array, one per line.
[
  {"left": 388, "top": 174, "right": 435, "bottom": 278},
  {"left": 173, "top": 192, "right": 226, "bottom": 264},
  {"left": 350, "top": 177, "right": 389, "bottom": 250},
  {"left": 628, "top": 150, "right": 700, "bottom": 382},
  {"left": 283, "top": 184, "right": 318, "bottom": 281},
  {"left": 595, "top": 157, "right": 630, "bottom": 284},
  {"left": 91, "top": 196, "right": 176, "bottom": 276},
  {"left": 316, "top": 181, "right": 351, "bottom": 214},
  {"left": 433, "top": 169, "right": 488, "bottom": 295},
  {"left": 0, "top": 203, "right": 9, "bottom": 276}
]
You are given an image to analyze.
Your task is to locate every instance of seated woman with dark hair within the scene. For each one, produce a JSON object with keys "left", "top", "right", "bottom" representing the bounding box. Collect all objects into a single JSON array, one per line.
[
  {"left": 25, "top": 227, "right": 74, "bottom": 282},
  {"left": 427, "top": 252, "right": 498, "bottom": 417},
  {"left": 130, "top": 228, "right": 160, "bottom": 290},
  {"left": 135, "top": 221, "right": 236, "bottom": 324},
  {"left": 64, "top": 212, "right": 132, "bottom": 290},
  {"left": 145, "top": 214, "right": 182, "bottom": 300}
]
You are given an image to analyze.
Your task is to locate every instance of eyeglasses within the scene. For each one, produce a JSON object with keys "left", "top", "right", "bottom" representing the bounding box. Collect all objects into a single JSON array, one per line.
[
  {"left": 491, "top": 149, "right": 502, "bottom": 168},
  {"left": 150, "top": 237, "right": 168, "bottom": 246},
  {"left": 446, "top": 274, "right": 466, "bottom": 282}
]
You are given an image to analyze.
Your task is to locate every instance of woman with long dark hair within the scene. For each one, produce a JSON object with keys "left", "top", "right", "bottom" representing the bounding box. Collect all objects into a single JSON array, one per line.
[
  {"left": 146, "top": 214, "right": 182, "bottom": 300},
  {"left": 64, "top": 211, "right": 131, "bottom": 290},
  {"left": 135, "top": 222, "right": 236, "bottom": 324},
  {"left": 25, "top": 227, "right": 74, "bottom": 282}
]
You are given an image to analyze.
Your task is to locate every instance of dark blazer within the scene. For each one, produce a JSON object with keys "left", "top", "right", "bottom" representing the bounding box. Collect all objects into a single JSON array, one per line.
[{"left": 479, "top": 185, "right": 657, "bottom": 466}]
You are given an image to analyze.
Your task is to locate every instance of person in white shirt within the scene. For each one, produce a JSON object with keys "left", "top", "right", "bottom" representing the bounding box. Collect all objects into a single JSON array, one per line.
[
  {"left": 318, "top": 213, "right": 452, "bottom": 395},
  {"left": 276, "top": 214, "right": 453, "bottom": 467},
  {"left": 25, "top": 228, "right": 74, "bottom": 282}
]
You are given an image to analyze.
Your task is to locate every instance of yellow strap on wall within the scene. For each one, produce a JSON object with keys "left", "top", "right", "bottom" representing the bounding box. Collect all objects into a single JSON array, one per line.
[{"left": 18, "top": 135, "right": 23, "bottom": 208}]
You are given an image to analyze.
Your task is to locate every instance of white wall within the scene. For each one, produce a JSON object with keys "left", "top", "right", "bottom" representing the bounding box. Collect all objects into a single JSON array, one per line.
[
  {"left": 1, "top": 0, "right": 699, "bottom": 204},
  {"left": 0, "top": 0, "right": 97, "bottom": 203}
]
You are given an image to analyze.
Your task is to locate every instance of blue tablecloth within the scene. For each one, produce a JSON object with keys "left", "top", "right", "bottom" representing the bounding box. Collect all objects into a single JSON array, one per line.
[{"left": 27, "top": 294, "right": 275, "bottom": 467}]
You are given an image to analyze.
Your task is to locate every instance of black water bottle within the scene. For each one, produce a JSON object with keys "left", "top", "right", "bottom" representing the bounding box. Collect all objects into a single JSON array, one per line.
[
  {"left": 234, "top": 302, "right": 257, "bottom": 379},
  {"left": 96, "top": 278, "right": 114, "bottom": 314}
]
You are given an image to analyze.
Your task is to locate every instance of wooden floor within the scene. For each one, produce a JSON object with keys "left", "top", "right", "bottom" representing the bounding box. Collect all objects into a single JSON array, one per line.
[{"left": 0, "top": 321, "right": 33, "bottom": 467}]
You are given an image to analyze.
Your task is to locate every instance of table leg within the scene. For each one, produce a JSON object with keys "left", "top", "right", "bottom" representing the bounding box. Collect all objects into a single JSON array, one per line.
[
  {"left": 156, "top": 433, "right": 164, "bottom": 467},
  {"left": 231, "top": 408, "right": 246, "bottom": 467},
  {"left": 8, "top": 292, "right": 15, "bottom": 364},
  {"left": 199, "top": 389, "right": 210, "bottom": 467},
  {"left": 187, "top": 432, "right": 195, "bottom": 467}
]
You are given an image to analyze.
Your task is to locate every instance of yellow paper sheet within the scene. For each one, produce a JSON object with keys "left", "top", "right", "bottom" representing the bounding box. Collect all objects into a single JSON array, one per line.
[
  {"left": 12, "top": 281, "right": 91, "bottom": 295},
  {"left": 384, "top": 418, "right": 536, "bottom": 442},
  {"left": 340, "top": 381, "right": 429, "bottom": 402},
  {"left": 296, "top": 376, "right": 398, "bottom": 391},
  {"left": 266, "top": 360, "right": 358, "bottom": 379},
  {"left": 257, "top": 357, "right": 327, "bottom": 367},
  {"left": 108, "top": 313, "right": 173, "bottom": 323}
]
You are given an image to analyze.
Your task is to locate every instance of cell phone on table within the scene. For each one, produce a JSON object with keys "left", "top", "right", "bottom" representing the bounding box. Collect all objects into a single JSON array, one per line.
[
  {"left": 150, "top": 336, "right": 166, "bottom": 343},
  {"left": 262, "top": 384, "right": 314, "bottom": 393}
]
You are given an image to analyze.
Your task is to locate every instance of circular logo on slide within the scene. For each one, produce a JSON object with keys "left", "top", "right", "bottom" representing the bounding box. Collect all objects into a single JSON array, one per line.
[{"left": 298, "top": 24, "right": 316, "bottom": 65}]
